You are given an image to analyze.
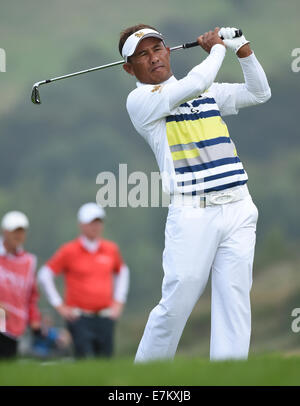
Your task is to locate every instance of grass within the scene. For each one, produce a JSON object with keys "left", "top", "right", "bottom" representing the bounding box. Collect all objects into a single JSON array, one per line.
[{"left": 0, "top": 353, "right": 299, "bottom": 386}]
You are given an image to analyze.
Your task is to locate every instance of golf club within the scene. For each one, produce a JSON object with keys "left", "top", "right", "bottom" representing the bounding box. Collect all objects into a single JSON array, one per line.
[{"left": 31, "top": 29, "right": 242, "bottom": 105}]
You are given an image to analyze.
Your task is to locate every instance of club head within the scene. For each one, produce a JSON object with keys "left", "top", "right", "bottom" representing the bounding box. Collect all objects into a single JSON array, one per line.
[{"left": 31, "top": 83, "right": 41, "bottom": 104}]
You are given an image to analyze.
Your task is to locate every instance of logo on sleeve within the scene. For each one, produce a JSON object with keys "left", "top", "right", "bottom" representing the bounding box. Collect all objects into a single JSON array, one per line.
[{"left": 151, "top": 85, "right": 162, "bottom": 93}]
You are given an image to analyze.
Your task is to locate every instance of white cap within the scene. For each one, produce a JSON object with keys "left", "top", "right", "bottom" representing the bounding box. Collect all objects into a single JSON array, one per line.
[
  {"left": 122, "top": 28, "right": 165, "bottom": 62},
  {"left": 1, "top": 211, "right": 29, "bottom": 231},
  {"left": 77, "top": 203, "right": 106, "bottom": 224}
]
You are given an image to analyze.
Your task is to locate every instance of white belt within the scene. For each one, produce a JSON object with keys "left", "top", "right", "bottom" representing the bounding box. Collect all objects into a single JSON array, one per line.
[
  {"left": 171, "top": 184, "right": 249, "bottom": 208},
  {"left": 72, "top": 308, "right": 112, "bottom": 318}
]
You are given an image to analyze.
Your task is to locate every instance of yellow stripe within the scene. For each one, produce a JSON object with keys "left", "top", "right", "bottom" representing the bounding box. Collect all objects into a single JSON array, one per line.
[
  {"left": 166, "top": 116, "right": 230, "bottom": 147},
  {"left": 171, "top": 148, "right": 200, "bottom": 161}
]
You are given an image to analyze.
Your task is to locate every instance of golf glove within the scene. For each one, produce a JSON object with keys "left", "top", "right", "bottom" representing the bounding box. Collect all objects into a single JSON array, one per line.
[{"left": 219, "top": 27, "right": 250, "bottom": 53}]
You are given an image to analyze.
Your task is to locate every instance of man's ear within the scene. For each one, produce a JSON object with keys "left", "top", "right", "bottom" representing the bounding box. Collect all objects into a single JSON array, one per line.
[{"left": 123, "top": 62, "right": 135, "bottom": 76}]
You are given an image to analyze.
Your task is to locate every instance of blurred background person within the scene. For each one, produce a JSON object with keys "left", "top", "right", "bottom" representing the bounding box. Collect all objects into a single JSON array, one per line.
[
  {"left": 38, "top": 202, "right": 130, "bottom": 359},
  {"left": 31, "top": 312, "right": 72, "bottom": 359},
  {"left": 0, "top": 211, "right": 41, "bottom": 359}
]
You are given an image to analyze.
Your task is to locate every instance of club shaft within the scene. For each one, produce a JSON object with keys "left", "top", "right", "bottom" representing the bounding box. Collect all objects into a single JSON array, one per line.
[
  {"left": 32, "top": 28, "right": 242, "bottom": 104},
  {"left": 39, "top": 60, "right": 123, "bottom": 86},
  {"left": 37, "top": 29, "right": 243, "bottom": 85},
  {"left": 38, "top": 45, "right": 191, "bottom": 86}
]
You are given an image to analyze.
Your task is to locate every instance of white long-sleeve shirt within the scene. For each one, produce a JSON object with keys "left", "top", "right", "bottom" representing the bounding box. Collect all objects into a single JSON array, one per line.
[{"left": 126, "top": 44, "right": 271, "bottom": 196}]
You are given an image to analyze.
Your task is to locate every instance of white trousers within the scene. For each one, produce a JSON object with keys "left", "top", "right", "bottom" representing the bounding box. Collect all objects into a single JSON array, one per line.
[{"left": 135, "top": 194, "right": 258, "bottom": 362}]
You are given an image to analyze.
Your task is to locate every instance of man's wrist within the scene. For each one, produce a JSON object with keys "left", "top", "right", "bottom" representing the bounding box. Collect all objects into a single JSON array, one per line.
[
  {"left": 52, "top": 297, "right": 63, "bottom": 308},
  {"left": 112, "top": 299, "right": 125, "bottom": 306},
  {"left": 210, "top": 43, "right": 226, "bottom": 54},
  {"left": 237, "top": 44, "right": 252, "bottom": 58}
]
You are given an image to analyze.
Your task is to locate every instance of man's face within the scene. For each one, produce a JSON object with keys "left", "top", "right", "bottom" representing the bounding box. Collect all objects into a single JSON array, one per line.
[
  {"left": 123, "top": 37, "right": 172, "bottom": 84},
  {"left": 3, "top": 228, "right": 26, "bottom": 251},
  {"left": 79, "top": 219, "right": 103, "bottom": 240}
]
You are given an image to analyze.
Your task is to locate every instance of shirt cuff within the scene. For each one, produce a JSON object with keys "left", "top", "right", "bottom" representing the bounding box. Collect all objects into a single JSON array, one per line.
[
  {"left": 210, "top": 43, "right": 226, "bottom": 54},
  {"left": 237, "top": 51, "right": 255, "bottom": 63}
]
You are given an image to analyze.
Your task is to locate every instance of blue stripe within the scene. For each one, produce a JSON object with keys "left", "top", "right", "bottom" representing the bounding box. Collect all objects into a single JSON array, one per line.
[
  {"left": 194, "top": 137, "right": 231, "bottom": 149},
  {"left": 204, "top": 180, "right": 248, "bottom": 193},
  {"left": 180, "top": 179, "right": 248, "bottom": 195},
  {"left": 204, "top": 169, "right": 245, "bottom": 182},
  {"left": 166, "top": 110, "right": 220, "bottom": 123},
  {"left": 177, "top": 169, "right": 245, "bottom": 187},
  {"left": 175, "top": 157, "right": 241, "bottom": 174},
  {"left": 180, "top": 97, "right": 216, "bottom": 108}
]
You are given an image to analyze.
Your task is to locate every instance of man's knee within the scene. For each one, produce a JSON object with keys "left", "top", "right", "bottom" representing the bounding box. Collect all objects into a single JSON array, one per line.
[{"left": 161, "top": 273, "right": 205, "bottom": 315}]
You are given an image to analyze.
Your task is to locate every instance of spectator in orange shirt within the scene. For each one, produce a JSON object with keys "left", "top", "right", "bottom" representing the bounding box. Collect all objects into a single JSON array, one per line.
[
  {"left": 38, "top": 203, "right": 130, "bottom": 358},
  {"left": 0, "top": 211, "right": 41, "bottom": 359}
]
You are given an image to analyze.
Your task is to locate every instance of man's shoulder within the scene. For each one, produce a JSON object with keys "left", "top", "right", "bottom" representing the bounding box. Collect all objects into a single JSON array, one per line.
[
  {"left": 127, "top": 85, "right": 152, "bottom": 106},
  {"left": 21, "top": 250, "right": 36, "bottom": 259},
  {"left": 55, "top": 238, "right": 81, "bottom": 255},
  {"left": 100, "top": 239, "right": 120, "bottom": 254},
  {"left": 127, "top": 83, "right": 165, "bottom": 108}
]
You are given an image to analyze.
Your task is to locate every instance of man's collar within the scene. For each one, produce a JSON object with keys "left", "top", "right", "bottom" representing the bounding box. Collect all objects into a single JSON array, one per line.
[
  {"left": 79, "top": 235, "right": 101, "bottom": 253},
  {"left": 136, "top": 75, "right": 177, "bottom": 88}
]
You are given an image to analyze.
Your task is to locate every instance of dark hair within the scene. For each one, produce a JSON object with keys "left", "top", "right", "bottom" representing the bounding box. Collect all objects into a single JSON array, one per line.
[{"left": 118, "top": 23, "right": 158, "bottom": 57}]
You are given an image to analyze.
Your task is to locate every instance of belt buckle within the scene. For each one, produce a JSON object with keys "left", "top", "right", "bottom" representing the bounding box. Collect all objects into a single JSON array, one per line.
[{"left": 209, "top": 192, "right": 235, "bottom": 205}]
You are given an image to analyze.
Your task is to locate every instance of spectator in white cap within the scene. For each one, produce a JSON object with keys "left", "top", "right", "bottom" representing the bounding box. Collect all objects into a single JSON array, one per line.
[
  {"left": 0, "top": 211, "right": 41, "bottom": 359},
  {"left": 38, "top": 203, "right": 129, "bottom": 358}
]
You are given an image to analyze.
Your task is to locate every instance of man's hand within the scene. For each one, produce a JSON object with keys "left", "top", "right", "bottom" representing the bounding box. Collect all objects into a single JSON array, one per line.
[
  {"left": 30, "top": 321, "right": 44, "bottom": 341},
  {"left": 218, "top": 27, "right": 251, "bottom": 57},
  {"left": 31, "top": 326, "right": 44, "bottom": 340},
  {"left": 109, "top": 300, "right": 124, "bottom": 320},
  {"left": 55, "top": 304, "right": 80, "bottom": 322},
  {"left": 197, "top": 27, "right": 225, "bottom": 53},
  {"left": 30, "top": 320, "right": 41, "bottom": 331}
]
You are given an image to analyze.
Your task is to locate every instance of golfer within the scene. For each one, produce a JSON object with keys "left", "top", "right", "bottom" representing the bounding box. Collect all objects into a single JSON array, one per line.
[
  {"left": 0, "top": 211, "right": 41, "bottom": 358},
  {"left": 120, "top": 24, "right": 271, "bottom": 361},
  {"left": 38, "top": 203, "right": 129, "bottom": 358}
]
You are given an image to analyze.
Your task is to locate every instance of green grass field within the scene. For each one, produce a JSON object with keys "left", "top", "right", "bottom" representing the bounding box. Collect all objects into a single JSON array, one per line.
[{"left": 0, "top": 353, "right": 299, "bottom": 386}]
